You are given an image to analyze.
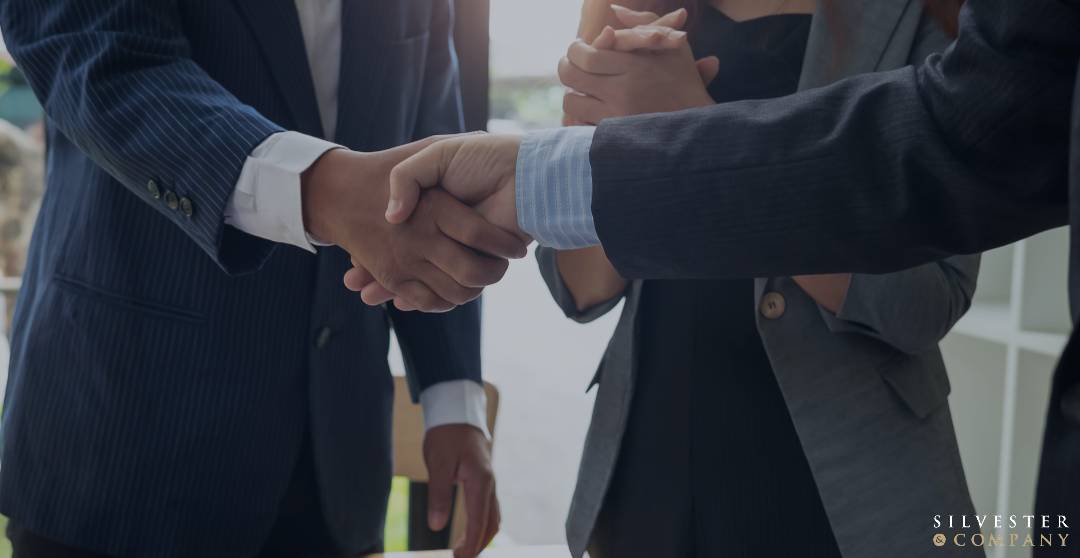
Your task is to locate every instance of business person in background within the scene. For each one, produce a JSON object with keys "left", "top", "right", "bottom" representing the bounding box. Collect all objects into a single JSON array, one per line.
[
  {"left": 356, "top": 0, "right": 1080, "bottom": 554},
  {"left": 536, "top": 1, "right": 980, "bottom": 557},
  {"left": 0, "top": 1, "right": 520, "bottom": 557}
]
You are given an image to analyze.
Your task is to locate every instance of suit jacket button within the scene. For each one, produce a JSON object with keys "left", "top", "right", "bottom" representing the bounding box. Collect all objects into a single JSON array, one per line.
[
  {"left": 146, "top": 179, "right": 161, "bottom": 199},
  {"left": 760, "top": 292, "right": 786, "bottom": 320},
  {"left": 315, "top": 326, "right": 332, "bottom": 349},
  {"left": 163, "top": 190, "right": 179, "bottom": 210},
  {"left": 179, "top": 196, "right": 194, "bottom": 218}
]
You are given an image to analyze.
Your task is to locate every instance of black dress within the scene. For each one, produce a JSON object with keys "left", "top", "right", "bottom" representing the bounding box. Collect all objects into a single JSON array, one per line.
[{"left": 588, "top": 9, "right": 843, "bottom": 558}]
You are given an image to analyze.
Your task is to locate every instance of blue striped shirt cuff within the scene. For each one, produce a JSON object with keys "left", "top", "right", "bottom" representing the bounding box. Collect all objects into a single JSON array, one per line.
[{"left": 515, "top": 126, "right": 600, "bottom": 249}]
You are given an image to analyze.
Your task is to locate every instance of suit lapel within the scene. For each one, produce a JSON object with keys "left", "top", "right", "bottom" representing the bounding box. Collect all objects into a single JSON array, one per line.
[
  {"left": 233, "top": 0, "right": 325, "bottom": 138},
  {"left": 799, "top": 0, "right": 915, "bottom": 89}
]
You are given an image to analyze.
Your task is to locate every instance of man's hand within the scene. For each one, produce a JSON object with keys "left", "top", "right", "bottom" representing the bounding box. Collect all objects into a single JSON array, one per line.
[
  {"left": 302, "top": 137, "right": 527, "bottom": 312},
  {"left": 424, "top": 424, "right": 500, "bottom": 558},
  {"left": 343, "top": 134, "right": 528, "bottom": 311}
]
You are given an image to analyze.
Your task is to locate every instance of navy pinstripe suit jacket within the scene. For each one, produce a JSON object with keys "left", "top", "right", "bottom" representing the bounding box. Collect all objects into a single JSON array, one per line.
[{"left": 0, "top": 1, "right": 478, "bottom": 556}]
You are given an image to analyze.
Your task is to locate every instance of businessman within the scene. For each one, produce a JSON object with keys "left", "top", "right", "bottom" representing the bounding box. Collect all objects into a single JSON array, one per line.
[
  {"left": 352, "top": 0, "right": 1080, "bottom": 554},
  {"left": 0, "top": 1, "right": 520, "bottom": 557}
]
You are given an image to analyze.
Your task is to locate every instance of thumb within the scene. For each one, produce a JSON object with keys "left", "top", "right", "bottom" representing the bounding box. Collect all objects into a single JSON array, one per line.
[
  {"left": 385, "top": 138, "right": 462, "bottom": 224},
  {"left": 427, "top": 462, "right": 456, "bottom": 532},
  {"left": 384, "top": 131, "right": 484, "bottom": 224},
  {"left": 696, "top": 56, "right": 720, "bottom": 85}
]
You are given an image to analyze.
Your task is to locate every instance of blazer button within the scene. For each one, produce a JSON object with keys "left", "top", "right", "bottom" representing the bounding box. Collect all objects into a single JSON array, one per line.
[
  {"left": 760, "top": 292, "right": 786, "bottom": 320},
  {"left": 146, "top": 179, "right": 161, "bottom": 199},
  {"left": 179, "top": 196, "right": 194, "bottom": 218},
  {"left": 315, "top": 326, "right": 333, "bottom": 349},
  {"left": 1063, "top": 384, "right": 1080, "bottom": 425},
  {"left": 163, "top": 190, "right": 179, "bottom": 211}
]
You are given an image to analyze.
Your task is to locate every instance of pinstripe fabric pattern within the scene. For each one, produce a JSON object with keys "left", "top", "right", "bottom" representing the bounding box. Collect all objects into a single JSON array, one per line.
[
  {"left": 515, "top": 127, "right": 599, "bottom": 250},
  {"left": 0, "top": 1, "right": 477, "bottom": 557}
]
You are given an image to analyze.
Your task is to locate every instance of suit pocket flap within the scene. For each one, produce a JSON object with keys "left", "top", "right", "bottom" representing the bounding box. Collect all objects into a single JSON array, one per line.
[{"left": 878, "top": 350, "right": 952, "bottom": 418}]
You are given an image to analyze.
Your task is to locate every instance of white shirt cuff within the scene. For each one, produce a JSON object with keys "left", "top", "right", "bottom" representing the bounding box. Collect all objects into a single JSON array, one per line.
[
  {"left": 225, "top": 131, "right": 341, "bottom": 252},
  {"left": 419, "top": 380, "right": 490, "bottom": 439}
]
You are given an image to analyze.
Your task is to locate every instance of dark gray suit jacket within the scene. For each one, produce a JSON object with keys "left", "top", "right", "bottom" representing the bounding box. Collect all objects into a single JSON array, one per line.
[
  {"left": 540, "top": 2, "right": 980, "bottom": 557},
  {"left": 587, "top": 0, "right": 1080, "bottom": 556}
]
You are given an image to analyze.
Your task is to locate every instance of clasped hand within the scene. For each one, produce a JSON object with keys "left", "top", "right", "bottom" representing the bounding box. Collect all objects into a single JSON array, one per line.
[{"left": 335, "top": 6, "right": 715, "bottom": 313}]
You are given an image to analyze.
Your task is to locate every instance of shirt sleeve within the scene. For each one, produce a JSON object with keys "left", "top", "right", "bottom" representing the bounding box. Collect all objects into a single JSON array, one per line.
[
  {"left": 225, "top": 131, "right": 341, "bottom": 252},
  {"left": 419, "top": 380, "right": 491, "bottom": 438},
  {"left": 514, "top": 126, "right": 601, "bottom": 250}
]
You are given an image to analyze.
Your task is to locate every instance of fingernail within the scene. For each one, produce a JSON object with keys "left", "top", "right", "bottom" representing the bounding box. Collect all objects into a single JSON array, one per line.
[
  {"left": 385, "top": 198, "right": 402, "bottom": 219},
  {"left": 430, "top": 510, "right": 449, "bottom": 530},
  {"left": 610, "top": 4, "right": 629, "bottom": 12},
  {"left": 669, "top": 30, "right": 687, "bottom": 39}
]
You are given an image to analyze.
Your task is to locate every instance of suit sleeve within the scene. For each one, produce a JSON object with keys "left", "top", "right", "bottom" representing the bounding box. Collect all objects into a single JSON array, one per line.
[
  {"left": 0, "top": 0, "right": 284, "bottom": 275},
  {"left": 819, "top": 254, "right": 979, "bottom": 354},
  {"left": 590, "top": 0, "right": 1078, "bottom": 281},
  {"left": 393, "top": 0, "right": 480, "bottom": 402},
  {"left": 808, "top": 11, "right": 979, "bottom": 354},
  {"left": 535, "top": 247, "right": 625, "bottom": 323},
  {"left": 390, "top": 301, "right": 482, "bottom": 402}
]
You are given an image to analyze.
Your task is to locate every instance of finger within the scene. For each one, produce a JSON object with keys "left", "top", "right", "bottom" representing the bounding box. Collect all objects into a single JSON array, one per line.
[
  {"left": 481, "top": 490, "right": 501, "bottom": 551},
  {"left": 428, "top": 190, "right": 527, "bottom": 259},
  {"left": 590, "top": 25, "right": 616, "bottom": 49},
  {"left": 392, "top": 280, "right": 456, "bottom": 313},
  {"left": 427, "top": 458, "right": 456, "bottom": 532},
  {"left": 608, "top": 4, "right": 660, "bottom": 27},
  {"left": 359, "top": 282, "right": 396, "bottom": 306},
  {"left": 427, "top": 236, "right": 509, "bottom": 290},
  {"left": 386, "top": 138, "right": 464, "bottom": 224},
  {"left": 563, "top": 91, "right": 616, "bottom": 125},
  {"left": 652, "top": 7, "right": 689, "bottom": 29},
  {"left": 392, "top": 297, "right": 418, "bottom": 312},
  {"left": 696, "top": 55, "right": 720, "bottom": 85},
  {"left": 567, "top": 38, "right": 636, "bottom": 75},
  {"left": 558, "top": 57, "right": 605, "bottom": 99},
  {"left": 416, "top": 260, "right": 484, "bottom": 306},
  {"left": 607, "top": 25, "right": 687, "bottom": 52},
  {"left": 343, "top": 265, "right": 375, "bottom": 292},
  {"left": 457, "top": 474, "right": 494, "bottom": 558}
]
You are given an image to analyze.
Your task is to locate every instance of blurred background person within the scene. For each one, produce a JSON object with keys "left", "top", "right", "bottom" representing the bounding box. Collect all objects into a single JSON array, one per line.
[{"left": 541, "top": 1, "right": 978, "bottom": 557}]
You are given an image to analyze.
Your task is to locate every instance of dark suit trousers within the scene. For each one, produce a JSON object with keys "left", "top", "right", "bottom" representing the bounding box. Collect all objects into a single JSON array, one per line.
[{"left": 6, "top": 430, "right": 378, "bottom": 558}]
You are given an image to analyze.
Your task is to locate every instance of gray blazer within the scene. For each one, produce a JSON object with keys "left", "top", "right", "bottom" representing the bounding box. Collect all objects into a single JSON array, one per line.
[{"left": 539, "top": 2, "right": 982, "bottom": 557}]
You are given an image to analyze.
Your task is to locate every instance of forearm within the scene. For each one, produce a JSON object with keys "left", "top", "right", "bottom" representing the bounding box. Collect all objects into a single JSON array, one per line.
[
  {"left": 592, "top": 2, "right": 1076, "bottom": 281},
  {"left": 556, "top": 247, "right": 628, "bottom": 312}
]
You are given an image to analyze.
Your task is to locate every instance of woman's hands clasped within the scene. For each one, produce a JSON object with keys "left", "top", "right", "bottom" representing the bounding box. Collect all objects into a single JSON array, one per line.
[{"left": 560, "top": 5, "right": 719, "bottom": 125}]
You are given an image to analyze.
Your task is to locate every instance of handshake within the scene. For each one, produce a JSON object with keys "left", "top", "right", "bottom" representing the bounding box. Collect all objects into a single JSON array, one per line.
[
  {"left": 305, "top": 6, "right": 705, "bottom": 313},
  {"left": 301, "top": 133, "right": 528, "bottom": 313}
]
